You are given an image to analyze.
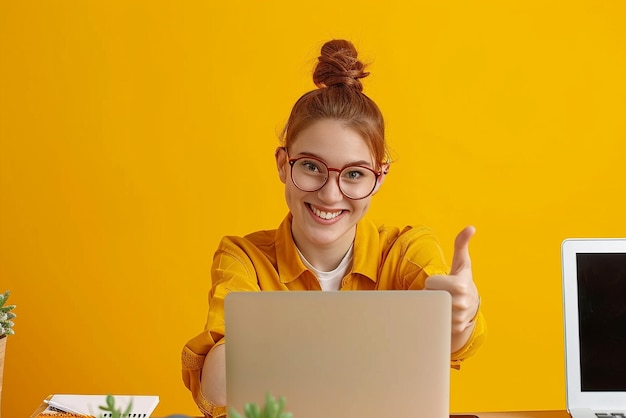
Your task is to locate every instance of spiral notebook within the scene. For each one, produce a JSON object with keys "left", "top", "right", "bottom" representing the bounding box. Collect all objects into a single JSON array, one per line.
[{"left": 30, "top": 394, "right": 159, "bottom": 418}]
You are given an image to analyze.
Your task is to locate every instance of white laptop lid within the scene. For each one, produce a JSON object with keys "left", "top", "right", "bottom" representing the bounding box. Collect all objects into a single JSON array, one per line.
[
  {"left": 562, "top": 238, "right": 626, "bottom": 413},
  {"left": 225, "top": 290, "right": 452, "bottom": 418}
]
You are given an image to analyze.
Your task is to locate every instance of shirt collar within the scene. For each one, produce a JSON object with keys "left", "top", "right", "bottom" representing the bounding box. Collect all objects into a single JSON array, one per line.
[
  {"left": 276, "top": 214, "right": 308, "bottom": 283},
  {"left": 275, "top": 214, "right": 380, "bottom": 284},
  {"left": 352, "top": 217, "right": 380, "bottom": 283}
]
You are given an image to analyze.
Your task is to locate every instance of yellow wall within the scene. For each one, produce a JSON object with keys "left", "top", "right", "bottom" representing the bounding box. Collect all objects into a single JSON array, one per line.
[{"left": 1, "top": 1, "right": 625, "bottom": 417}]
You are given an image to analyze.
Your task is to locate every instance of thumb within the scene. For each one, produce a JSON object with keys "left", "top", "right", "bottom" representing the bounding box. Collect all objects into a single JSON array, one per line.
[{"left": 449, "top": 225, "right": 475, "bottom": 275}]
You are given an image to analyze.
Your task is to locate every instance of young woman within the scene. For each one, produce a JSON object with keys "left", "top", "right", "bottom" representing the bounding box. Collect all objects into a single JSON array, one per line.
[{"left": 182, "top": 39, "right": 486, "bottom": 418}]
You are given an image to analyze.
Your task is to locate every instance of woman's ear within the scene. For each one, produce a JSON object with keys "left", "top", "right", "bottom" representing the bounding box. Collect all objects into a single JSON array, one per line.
[
  {"left": 275, "top": 147, "right": 288, "bottom": 184},
  {"left": 372, "top": 163, "right": 390, "bottom": 195}
]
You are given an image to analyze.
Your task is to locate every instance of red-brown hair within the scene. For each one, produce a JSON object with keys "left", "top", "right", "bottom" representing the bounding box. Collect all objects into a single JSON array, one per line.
[{"left": 281, "top": 40, "right": 387, "bottom": 169}]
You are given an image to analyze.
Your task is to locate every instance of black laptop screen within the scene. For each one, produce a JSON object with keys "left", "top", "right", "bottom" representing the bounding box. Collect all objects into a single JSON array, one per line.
[{"left": 576, "top": 253, "right": 626, "bottom": 391}]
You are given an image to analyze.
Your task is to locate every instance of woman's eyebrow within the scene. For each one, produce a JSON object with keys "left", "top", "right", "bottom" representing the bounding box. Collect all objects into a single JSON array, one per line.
[{"left": 296, "top": 151, "right": 373, "bottom": 168}]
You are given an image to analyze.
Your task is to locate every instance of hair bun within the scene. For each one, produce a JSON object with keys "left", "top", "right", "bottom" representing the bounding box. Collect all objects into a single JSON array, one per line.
[{"left": 313, "top": 39, "right": 370, "bottom": 91}]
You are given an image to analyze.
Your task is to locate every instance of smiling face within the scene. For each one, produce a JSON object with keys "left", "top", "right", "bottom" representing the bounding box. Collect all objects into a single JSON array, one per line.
[{"left": 276, "top": 119, "right": 385, "bottom": 259}]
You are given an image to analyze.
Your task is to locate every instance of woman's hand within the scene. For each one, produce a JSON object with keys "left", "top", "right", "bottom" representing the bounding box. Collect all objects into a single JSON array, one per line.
[{"left": 424, "top": 226, "right": 480, "bottom": 351}]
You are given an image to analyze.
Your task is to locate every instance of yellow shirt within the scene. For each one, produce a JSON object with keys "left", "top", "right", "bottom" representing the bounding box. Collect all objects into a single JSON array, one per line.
[{"left": 182, "top": 214, "right": 486, "bottom": 417}]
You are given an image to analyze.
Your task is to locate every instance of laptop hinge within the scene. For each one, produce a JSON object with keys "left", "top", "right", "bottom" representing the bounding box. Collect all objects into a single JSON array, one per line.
[{"left": 569, "top": 408, "right": 597, "bottom": 418}]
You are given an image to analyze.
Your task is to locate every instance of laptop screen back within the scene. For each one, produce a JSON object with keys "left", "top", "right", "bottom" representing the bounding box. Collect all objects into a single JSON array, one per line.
[
  {"left": 224, "top": 290, "right": 452, "bottom": 418},
  {"left": 562, "top": 239, "right": 626, "bottom": 411}
]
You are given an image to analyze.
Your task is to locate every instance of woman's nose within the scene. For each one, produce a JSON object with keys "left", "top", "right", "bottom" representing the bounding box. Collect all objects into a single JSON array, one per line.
[{"left": 317, "top": 171, "right": 344, "bottom": 203}]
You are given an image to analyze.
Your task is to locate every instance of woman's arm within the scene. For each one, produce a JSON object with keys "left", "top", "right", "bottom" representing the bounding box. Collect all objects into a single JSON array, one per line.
[
  {"left": 451, "top": 318, "right": 476, "bottom": 353},
  {"left": 201, "top": 343, "right": 227, "bottom": 407}
]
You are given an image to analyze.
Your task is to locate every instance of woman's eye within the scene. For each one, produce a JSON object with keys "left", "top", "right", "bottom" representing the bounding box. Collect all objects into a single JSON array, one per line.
[
  {"left": 301, "top": 160, "right": 322, "bottom": 172},
  {"left": 343, "top": 169, "right": 364, "bottom": 180}
]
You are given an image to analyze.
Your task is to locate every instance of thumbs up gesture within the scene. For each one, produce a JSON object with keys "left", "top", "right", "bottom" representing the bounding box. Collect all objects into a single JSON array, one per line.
[{"left": 424, "top": 226, "right": 480, "bottom": 338}]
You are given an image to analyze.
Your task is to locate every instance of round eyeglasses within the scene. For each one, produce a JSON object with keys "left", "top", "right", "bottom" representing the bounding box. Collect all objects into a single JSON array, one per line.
[{"left": 288, "top": 155, "right": 385, "bottom": 200}]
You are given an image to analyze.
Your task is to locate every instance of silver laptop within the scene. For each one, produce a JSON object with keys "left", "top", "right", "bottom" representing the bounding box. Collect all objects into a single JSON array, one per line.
[
  {"left": 225, "top": 290, "right": 452, "bottom": 418},
  {"left": 562, "top": 239, "right": 626, "bottom": 418}
]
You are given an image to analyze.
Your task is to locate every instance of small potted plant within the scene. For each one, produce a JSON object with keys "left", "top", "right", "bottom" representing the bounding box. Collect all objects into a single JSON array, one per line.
[
  {"left": 0, "top": 290, "right": 17, "bottom": 418},
  {"left": 229, "top": 392, "right": 292, "bottom": 418},
  {"left": 0, "top": 290, "right": 16, "bottom": 338}
]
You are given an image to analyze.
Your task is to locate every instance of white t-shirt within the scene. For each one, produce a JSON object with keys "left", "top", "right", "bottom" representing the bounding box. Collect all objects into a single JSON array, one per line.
[{"left": 297, "top": 244, "right": 354, "bottom": 291}]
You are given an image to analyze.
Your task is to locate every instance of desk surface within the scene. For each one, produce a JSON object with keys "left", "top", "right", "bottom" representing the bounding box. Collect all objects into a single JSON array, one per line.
[
  {"left": 467, "top": 411, "right": 570, "bottom": 418},
  {"left": 171, "top": 411, "right": 570, "bottom": 418}
]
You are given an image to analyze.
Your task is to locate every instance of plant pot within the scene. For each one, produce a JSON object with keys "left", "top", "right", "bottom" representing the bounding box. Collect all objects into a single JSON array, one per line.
[{"left": 0, "top": 335, "right": 6, "bottom": 418}]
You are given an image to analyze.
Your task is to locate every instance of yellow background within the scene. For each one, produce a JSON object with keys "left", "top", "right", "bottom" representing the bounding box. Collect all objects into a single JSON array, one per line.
[{"left": 1, "top": 1, "right": 625, "bottom": 417}]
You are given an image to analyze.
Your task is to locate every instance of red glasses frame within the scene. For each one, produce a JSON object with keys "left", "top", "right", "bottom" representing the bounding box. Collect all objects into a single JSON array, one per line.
[{"left": 285, "top": 151, "right": 386, "bottom": 200}]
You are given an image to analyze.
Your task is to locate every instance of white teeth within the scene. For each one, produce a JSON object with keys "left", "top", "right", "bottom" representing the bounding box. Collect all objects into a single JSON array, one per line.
[{"left": 311, "top": 205, "right": 342, "bottom": 220}]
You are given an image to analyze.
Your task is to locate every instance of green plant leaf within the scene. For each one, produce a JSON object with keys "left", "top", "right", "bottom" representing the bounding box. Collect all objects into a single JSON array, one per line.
[
  {"left": 228, "top": 407, "right": 244, "bottom": 418},
  {"left": 274, "top": 396, "right": 286, "bottom": 418},
  {"left": 265, "top": 394, "right": 278, "bottom": 418},
  {"left": 243, "top": 403, "right": 255, "bottom": 418},
  {"left": 250, "top": 402, "right": 261, "bottom": 418},
  {"left": 123, "top": 400, "right": 133, "bottom": 417}
]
